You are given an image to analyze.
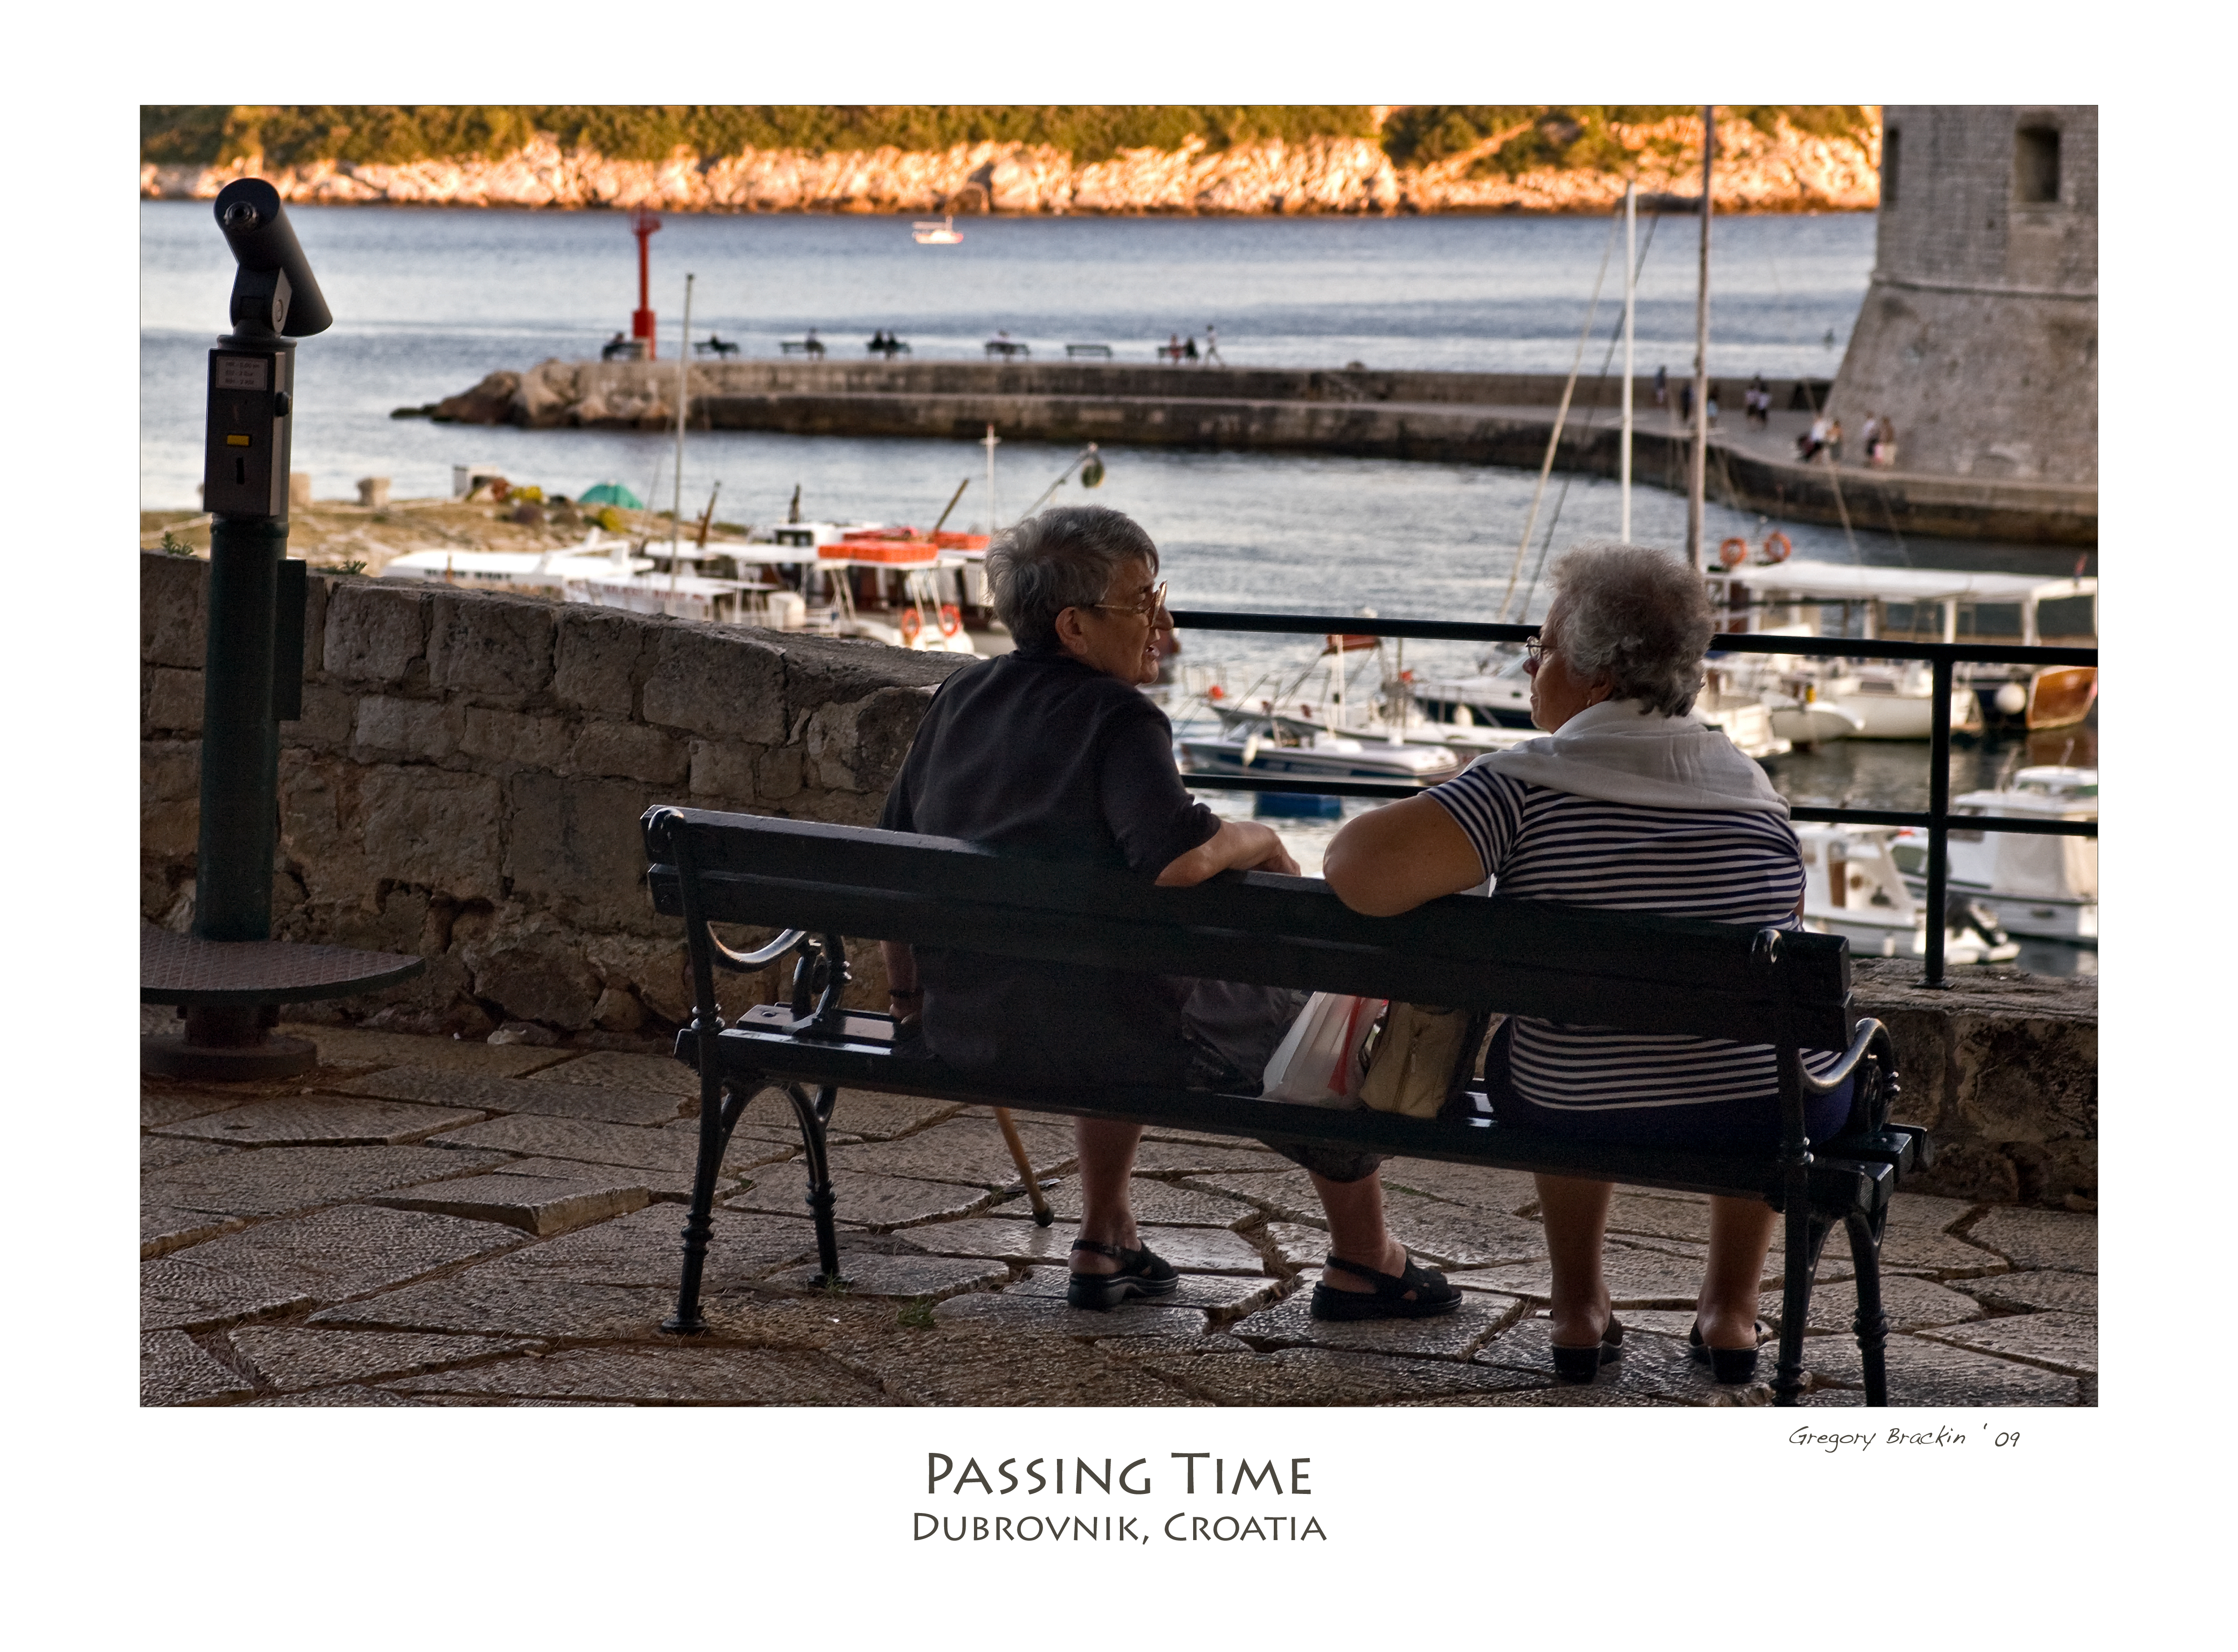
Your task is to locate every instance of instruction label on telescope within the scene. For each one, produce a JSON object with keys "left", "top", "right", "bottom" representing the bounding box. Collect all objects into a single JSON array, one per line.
[{"left": 214, "top": 355, "right": 269, "bottom": 390}]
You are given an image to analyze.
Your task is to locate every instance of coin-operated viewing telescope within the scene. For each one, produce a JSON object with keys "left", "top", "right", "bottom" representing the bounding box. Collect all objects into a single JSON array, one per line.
[{"left": 144, "top": 181, "right": 421, "bottom": 1081}]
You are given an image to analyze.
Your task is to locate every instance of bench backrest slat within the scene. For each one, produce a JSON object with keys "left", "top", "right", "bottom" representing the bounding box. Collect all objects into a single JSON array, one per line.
[{"left": 645, "top": 809, "right": 1855, "bottom": 1050}]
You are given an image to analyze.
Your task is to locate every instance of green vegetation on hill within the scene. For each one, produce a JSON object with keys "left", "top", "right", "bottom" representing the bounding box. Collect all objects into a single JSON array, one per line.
[
  {"left": 140, "top": 106, "right": 1383, "bottom": 168},
  {"left": 141, "top": 105, "right": 1877, "bottom": 172},
  {"left": 1381, "top": 105, "right": 1877, "bottom": 173}
]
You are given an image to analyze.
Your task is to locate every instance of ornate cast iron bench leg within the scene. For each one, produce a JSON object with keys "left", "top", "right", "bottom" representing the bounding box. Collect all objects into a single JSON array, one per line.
[
  {"left": 1844, "top": 1206, "right": 1893, "bottom": 1407},
  {"left": 1774, "top": 1208, "right": 1833, "bottom": 1406},
  {"left": 785, "top": 1082, "right": 843, "bottom": 1285},
  {"left": 666, "top": 1064, "right": 753, "bottom": 1334}
]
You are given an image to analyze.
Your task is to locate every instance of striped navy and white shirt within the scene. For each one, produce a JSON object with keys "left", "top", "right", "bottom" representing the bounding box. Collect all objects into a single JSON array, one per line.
[{"left": 1427, "top": 764, "right": 1841, "bottom": 1114}]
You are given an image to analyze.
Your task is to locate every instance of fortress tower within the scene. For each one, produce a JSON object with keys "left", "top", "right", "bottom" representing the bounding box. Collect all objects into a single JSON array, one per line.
[{"left": 1829, "top": 106, "right": 2096, "bottom": 486}]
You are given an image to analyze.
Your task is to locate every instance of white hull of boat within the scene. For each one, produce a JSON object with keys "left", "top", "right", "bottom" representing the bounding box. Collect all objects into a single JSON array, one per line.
[
  {"left": 1768, "top": 702, "right": 1866, "bottom": 746},
  {"left": 1179, "top": 735, "right": 1462, "bottom": 785}
]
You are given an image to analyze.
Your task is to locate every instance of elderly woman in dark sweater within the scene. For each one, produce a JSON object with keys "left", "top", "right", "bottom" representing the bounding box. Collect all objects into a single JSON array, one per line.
[
  {"left": 1325, "top": 544, "right": 1851, "bottom": 1384},
  {"left": 878, "top": 506, "right": 1457, "bottom": 1322}
]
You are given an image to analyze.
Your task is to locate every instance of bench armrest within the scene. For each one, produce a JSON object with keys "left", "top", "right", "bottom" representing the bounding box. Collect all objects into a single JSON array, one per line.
[{"left": 1801, "top": 1016, "right": 1892, "bottom": 1099}]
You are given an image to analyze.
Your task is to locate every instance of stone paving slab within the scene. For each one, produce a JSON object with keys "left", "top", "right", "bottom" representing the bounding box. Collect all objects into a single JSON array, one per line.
[
  {"left": 369, "top": 1168, "right": 652, "bottom": 1236},
  {"left": 389, "top": 1346, "right": 891, "bottom": 1405},
  {"left": 1093, "top": 1332, "right": 1261, "bottom": 1360},
  {"left": 1372, "top": 1160, "right": 1542, "bottom": 1215},
  {"left": 1008, "top": 1265, "right": 1284, "bottom": 1315},
  {"left": 1451, "top": 1238, "right": 1832, "bottom": 1307},
  {"left": 827, "top": 1327, "right": 1210, "bottom": 1405},
  {"left": 1391, "top": 1384, "right": 1662, "bottom": 1407},
  {"left": 1918, "top": 1312, "right": 2098, "bottom": 1376},
  {"left": 143, "top": 1204, "right": 522, "bottom": 1332},
  {"left": 311, "top": 1275, "right": 676, "bottom": 1340},
  {"left": 500, "top": 1154, "right": 747, "bottom": 1205},
  {"left": 660, "top": 1116, "right": 850, "bottom": 1156},
  {"left": 143, "top": 1088, "right": 259, "bottom": 1128},
  {"left": 1174, "top": 1167, "right": 1329, "bottom": 1223},
  {"left": 731, "top": 1167, "right": 998, "bottom": 1229},
  {"left": 932, "top": 1291, "right": 1214, "bottom": 1339},
  {"left": 1956, "top": 1270, "right": 2098, "bottom": 1315},
  {"left": 277, "top": 1023, "right": 576, "bottom": 1075},
  {"left": 1129, "top": 1140, "right": 1290, "bottom": 1174},
  {"left": 766, "top": 1252, "right": 1010, "bottom": 1299},
  {"left": 824, "top": 1092, "right": 969, "bottom": 1142},
  {"left": 827, "top": 1116, "right": 1075, "bottom": 1189},
  {"left": 1473, "top": 1315, "right": 1776, "bottom": 1406},
  {"left": 1879, "top": 1195, "right": 2007, "bottom": 1277},
  {"left": 1262, "top": 1221, "right": 1331, "bottom": 1269},
  {"left": 143, "top": 1144, "right": 511, "bottom": 1220},
  {"left": 1380, "top": 1189, "right": 1548, "bottom": 1267},
  {"left": 886, "top": 1217, "right": 1078, "bottom": 1267},
  {"left": 1226, "top": 1271, "right": 1525, "bottom": 1359},
  {"left": 335, "top": 1065, "right": 691, "bottom": 1127},
  {"left": 229, "top": 1328, "right": 539, "bottom": 1390},
  {"left": 142, "top": 1330, "right": 256, "bottom": 1406},
  {"left": 537, "top": 1050, "right": 698, "bottom": 1095},
  {"left": 143, "top": 1206, "right": 252, "bottom": 1260},
  {"left": 1965, "top": 1207, "right": 2098, "bottom": 1273},
  {"left": 1600, "top": 1192, "right": 1716, "bottom": 1245},
  {"left": 142, "top": 1137, "right": 234, "bottom": 1171},
  {"left": 240, "top": 1384, "right": 429, "bottom": 1406},
  {"left": 1759, "top": 1273, "right": 1989, "bottom": 1335},
  {"left": 1127, "top": 1346, "right": 1549, "bottom": 1406},
  {"left": 153, "top": 1096, "right": 491, "bottom": 1147},
  {"left": 429, "top": 1113, "right": 738, "bottom": 1175},
  {"left": 986, "top": 1177, "right": 1260, "bottom": 1229},
  {"left": 1799, "top": 1332, "right": 2085, "bottom": 1405}
]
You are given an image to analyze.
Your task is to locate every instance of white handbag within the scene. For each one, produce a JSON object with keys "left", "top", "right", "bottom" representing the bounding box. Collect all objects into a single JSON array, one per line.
[{"left": 1260, "top": 992, "right": 1388, "bottom": 1108}]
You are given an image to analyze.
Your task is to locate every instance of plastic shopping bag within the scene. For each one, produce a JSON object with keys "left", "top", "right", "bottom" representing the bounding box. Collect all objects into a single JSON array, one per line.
[{"left": 1260, "top": 992, "right": 1388, "bottom": 1107}]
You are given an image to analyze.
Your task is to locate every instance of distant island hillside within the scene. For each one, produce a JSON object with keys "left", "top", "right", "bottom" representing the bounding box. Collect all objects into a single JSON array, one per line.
[{"left": 140, "top": 105, "right": 1880, "bottom": 214}]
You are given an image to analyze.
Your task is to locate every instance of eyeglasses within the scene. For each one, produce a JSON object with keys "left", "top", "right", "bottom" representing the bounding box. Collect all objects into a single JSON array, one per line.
[
  {"left": 1089, "top": 581, "right": 1168, "bottom": 622},
  {"left": 1523, "top": 636, "right": 1553, "bottom": 674}
]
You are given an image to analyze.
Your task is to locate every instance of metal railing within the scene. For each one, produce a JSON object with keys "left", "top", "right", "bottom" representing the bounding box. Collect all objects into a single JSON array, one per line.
[{"left": 1167, "top": 608, "right": 2098, "bottom": 988}]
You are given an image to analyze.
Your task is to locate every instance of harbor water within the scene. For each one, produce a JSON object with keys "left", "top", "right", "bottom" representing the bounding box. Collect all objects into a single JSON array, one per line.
[{"left": 139, "top": 204, "right": 2094, "bottom": 971}]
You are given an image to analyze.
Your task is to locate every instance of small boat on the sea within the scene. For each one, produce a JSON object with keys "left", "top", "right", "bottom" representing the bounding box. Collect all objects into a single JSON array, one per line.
[
  {"left": 1796, "top": 822, "right": 2020, "bottom": 964},
  {"left": 913, "top": 217, "right": 963, "bottom": 245},
  {"left": 1708, "top": 559, "right": 2097, "bottom": 740},
  {"left": 1179, "top": 728, "right": 1464, "bottom": 786},
  {"left": 1893, "top": 766, "right": 2098, "bottom": 943}
]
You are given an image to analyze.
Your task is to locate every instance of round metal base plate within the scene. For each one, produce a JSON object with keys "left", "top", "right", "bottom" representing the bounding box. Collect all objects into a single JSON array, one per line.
[{"left": 141, "top": 1033, "right": 318, "bottom": 1082}]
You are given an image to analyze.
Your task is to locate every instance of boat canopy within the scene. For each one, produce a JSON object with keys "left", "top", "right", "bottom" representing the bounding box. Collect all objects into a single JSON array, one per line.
[
  {"left": 578, "top": 483, "right": 644, "bottom": 509},
  {"left": 1709, "top": 559, "right": 2094, "bottom": 605}
]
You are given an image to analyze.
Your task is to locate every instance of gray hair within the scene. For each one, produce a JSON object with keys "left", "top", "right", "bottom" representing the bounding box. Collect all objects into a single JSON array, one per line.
[
  {"left": 985, "top": 506, "right": 1160, "bottom": 652},
  {"left": 1546, "top": 542, "right": 1714, "bottom": 717}
]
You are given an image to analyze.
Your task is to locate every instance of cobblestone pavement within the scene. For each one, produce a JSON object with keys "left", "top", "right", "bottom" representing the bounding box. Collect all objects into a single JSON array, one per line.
[{"left": 140, "top": 1015, "right": 2097, "bottom": 1408}]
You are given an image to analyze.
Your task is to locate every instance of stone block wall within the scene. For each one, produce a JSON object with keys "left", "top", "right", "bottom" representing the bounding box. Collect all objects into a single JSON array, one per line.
[
  {"left": 141, "top": 551, "right": 966, "bottom": 1041},
  {"left": 1852, "top": 960, "right": 2096, "bottom": 1209}
]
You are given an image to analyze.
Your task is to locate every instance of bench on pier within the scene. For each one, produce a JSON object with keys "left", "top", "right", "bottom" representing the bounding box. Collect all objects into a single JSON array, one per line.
[
  {"left": 1065, "top": 343, "right": 1114, "bottom": 359},
  {"left": 643, "top": 807, "right": 1930, "bottom": 1406},
  {"left": 983, "top": 339, "right": 1031, "bottom": 359},
  {"left": 868, "top": 340, "right": 912, "bottom": 357},
  {"left": 694, "top": 336, "right": 740, "bottom": 358},
  {"left": 780, "top": 339, "right": 827, "bottom": 359}
]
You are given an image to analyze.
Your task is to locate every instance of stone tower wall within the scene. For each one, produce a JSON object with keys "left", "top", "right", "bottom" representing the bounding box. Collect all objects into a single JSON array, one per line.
[{"left": 1829, "top": 106, "right": 2097, "bottom": 484}]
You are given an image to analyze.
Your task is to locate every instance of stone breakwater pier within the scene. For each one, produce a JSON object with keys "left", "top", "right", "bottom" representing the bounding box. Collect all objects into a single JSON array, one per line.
[
  {"left": 432, "top": 359, "right": 2096, "bottom": 546},
  {"left": 140, "top": 551, "right": 2095, "bottom": 1405}
]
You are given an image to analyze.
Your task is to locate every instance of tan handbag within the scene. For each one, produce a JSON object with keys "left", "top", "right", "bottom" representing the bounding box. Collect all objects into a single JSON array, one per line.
[{"left": 1358, "top": 1004, "right": 1493, "bottom": 1120}]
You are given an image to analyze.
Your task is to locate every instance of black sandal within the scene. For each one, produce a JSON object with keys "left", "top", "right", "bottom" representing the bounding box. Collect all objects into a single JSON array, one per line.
[
  {"left": 1309, "top": 1253, "right": 1463, "bottom": 1322},
  {"left": 1067, "top": 1239, "right": 1181, "bottom": 1310},
  {"left": 1550, "top": 1313, "right": 1625, "bottom": 1382},
  {"left": 1689, "top": 1319, "right": 1771, "bottom": 1384}
]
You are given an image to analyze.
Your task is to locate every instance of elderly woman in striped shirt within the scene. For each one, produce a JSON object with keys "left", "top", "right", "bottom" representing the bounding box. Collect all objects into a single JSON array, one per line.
[{"left": 1323, "top": 543, "right": 1849, "bottom": 1385}]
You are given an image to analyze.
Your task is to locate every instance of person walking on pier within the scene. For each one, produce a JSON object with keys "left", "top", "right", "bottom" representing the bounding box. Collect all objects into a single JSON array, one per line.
[
  {"left": 1747, "top": 373, "right": 1770, "bottom": 427},
  {"left": 1204, "top": 323, "right": 1224, "bottom": 366},
  {"left": 1654, "top": 365, "right": 1669, "bottom": 408},
  {"left": 1872, "top": 415, "right": 1898, "bottom": 469}
]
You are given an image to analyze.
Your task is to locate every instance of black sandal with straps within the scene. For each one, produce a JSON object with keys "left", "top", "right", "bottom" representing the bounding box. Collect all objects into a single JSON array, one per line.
[
  {"left": 1066, "top": 1240, "right": 1181, "bottom": 1310},
  {"left": 1309, "top": 1253, "right": 1464, "bottom": 1322}
]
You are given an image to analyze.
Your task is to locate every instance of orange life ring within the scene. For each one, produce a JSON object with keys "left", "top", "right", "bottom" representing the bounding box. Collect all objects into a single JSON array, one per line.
[
  {"left": 899, "top": 606, "right": 924, "bottom": 644},
  {"left": 937, "top": 602, "right": 962, "bottom": 637},
  {"left": 1719, "top": 537, "right": 1749, "bottom": 570},
  {"left": 1761, "top": 530, "right": 1794, "bottom": 564}
]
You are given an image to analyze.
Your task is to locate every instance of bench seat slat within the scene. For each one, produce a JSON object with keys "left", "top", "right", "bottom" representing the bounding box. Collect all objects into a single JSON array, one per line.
[{"left": 680, "top": 1024, "right": 1889, "bottom": 1215}]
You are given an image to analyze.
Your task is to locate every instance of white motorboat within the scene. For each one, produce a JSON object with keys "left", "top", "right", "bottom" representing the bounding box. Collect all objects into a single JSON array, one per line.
[
  {"left": 1180, "top": 728, "right": 1463, "bottom": 786},
  {"left": 1796, "top": 822, "right": 2018, "bottom": 963},
  {"left": 1893, "top": 766, "right": 2098, "bottom": 943},
  {"left": 1709, "top": 559, "right": 2097, "bottom": 740},
  {"left": 912, "top": 216, "right": 963, "bottom": 245}
]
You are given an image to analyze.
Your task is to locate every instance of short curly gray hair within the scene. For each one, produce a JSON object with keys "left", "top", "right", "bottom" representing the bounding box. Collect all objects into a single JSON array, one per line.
[
  {"left": 985, "top": 506, "right": 1160, "bottom": 653},
  {"left": 1546, "top": 542, "right": 1714, "bottom": 717}
]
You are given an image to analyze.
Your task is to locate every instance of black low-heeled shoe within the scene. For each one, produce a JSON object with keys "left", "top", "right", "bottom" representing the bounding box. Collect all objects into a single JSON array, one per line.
[
  {"left": 1689, "top": 1318, "right": 1772, "bottom": 1384},
  {"left": 1066, "top": 1240, "right": 1180, "bottom": 1310},
  {"left": 1309, "top": 1254, "right": 1463, "bottom": 1322},
  {"left": 1550, "top": 1313, "right": 1625, "bottom": 1382}
]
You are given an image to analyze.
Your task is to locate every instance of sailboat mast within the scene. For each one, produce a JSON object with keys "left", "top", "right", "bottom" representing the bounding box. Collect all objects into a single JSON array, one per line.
[
  {"left": 671, "top": 272, "right": 694, "bottom": 601},
  {"left": 1688, "top": 109, "right": 1713, "bottom": 573},
  {"left": 1621, "top": 180, "right": 1636, "bottom": 542}
]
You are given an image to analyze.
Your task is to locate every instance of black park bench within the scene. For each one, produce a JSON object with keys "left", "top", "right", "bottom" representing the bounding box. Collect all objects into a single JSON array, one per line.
[{"left": 642, "top": 806, "right": 1931, "bottom": 1406}]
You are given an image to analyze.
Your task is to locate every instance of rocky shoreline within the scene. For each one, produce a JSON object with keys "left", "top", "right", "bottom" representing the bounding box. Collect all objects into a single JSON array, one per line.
[{"left": 141, "top": 116, "right": 1878, "bottom": 216}]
